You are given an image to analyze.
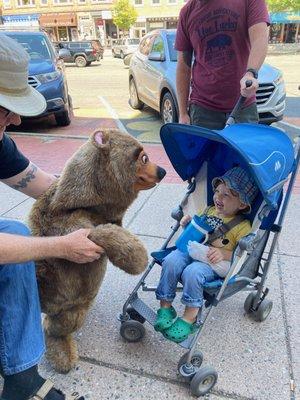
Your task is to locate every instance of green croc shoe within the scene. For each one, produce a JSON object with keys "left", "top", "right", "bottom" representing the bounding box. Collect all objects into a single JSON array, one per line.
[
  {"left": 154, "top": 306, "right": 177, "bottom": 332},
  {"left": 163, "top": 317, "right": 198, "bottom": 343}
]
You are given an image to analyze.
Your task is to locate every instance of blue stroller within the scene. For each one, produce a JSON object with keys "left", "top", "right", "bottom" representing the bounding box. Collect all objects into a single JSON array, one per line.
[{"left": 119, "top": 106, "right": 299, "bottom": 396}]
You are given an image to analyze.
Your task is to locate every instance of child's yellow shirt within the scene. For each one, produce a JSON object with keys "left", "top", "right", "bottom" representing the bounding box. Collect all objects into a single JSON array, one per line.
[{"left": 200, "top": 206, "right": 252, "bottom": 251}]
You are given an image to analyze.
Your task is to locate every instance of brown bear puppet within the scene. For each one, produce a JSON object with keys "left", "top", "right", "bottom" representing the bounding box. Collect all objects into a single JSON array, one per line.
[{"left": 28, "top": 128, "right": 166, "bottom": 373}]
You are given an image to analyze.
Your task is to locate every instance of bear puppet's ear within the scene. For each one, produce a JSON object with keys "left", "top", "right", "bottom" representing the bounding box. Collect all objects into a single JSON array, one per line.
[{"left": 92, "top": 130, "right": 109, "bottom": 149}]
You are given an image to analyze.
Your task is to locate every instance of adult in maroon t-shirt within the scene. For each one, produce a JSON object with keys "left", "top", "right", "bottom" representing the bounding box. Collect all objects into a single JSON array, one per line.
[{"left": 175, "top": 0, "right": 270, "bottom": 129}]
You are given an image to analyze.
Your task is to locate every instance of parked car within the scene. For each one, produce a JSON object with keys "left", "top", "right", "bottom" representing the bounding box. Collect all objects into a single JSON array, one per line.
[
  {"left": 129, "top": 29, "right": 286, "bottom": 125},
  {"left": 55, "top": 40, "right": 104, "bottom": 67},
  {"left": 112, "top": 38, "right": 140, "bottom": 59},
  {"left": 4, "top": 30, "right": 72, "bottom": 126}
]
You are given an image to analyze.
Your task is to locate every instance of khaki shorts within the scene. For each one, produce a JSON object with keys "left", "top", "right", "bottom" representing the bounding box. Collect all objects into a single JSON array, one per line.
[{"left": 189, "top": 102, "right": 259, "bottom": 130}]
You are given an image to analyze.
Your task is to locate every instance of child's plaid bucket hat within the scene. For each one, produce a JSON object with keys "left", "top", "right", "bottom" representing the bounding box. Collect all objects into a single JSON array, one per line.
[{"left": 212, "top": 167, "right": 259, "bottom": 212}]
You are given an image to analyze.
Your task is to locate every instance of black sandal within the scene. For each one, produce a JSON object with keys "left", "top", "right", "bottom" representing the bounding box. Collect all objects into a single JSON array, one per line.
[{"left": 30, "top": 380, "right": 84, "bottom": 400}]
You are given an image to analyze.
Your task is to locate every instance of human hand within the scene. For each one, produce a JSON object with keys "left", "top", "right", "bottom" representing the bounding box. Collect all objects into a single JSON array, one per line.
[
  {"left": 240, "top": 74, "right": 258, "bottom": 97},
  {"left": 180, "top": 214, "right": 192, "bottom": 227},
  {"left": 179, "top": 113, "right": 190, "bottom": 124},
  {"left": 207, "top": 247, "right": 225, "bottom": 264},
  {"left": 61, "top": 229, "right": 104, "bottom": 263}
]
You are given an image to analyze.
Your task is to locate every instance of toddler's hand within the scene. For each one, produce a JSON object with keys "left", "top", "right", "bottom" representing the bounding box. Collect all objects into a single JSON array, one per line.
[
  {"left": 180, "top": 214, "right": 192, "bottom": 227},
  {"left": 207, "top": 247, "right": 225, "bottom": 264}
]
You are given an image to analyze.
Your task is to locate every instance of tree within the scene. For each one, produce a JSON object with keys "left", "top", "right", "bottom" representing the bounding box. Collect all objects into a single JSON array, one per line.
[
  {"left": 267, "top": 0, "right": 300, "bottom": 13},
  {"left": 112, "top": 0, "right": 138, "bottom": 34}
]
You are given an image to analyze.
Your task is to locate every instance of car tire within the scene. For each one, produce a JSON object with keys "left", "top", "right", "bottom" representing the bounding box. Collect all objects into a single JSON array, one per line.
[
  {"left": 55, "top": 95, "right": 72, "bottom": 127},
  {"left": 129, "top": 78, "right": 144, "bottom": 110},
  {"left": 55, "top": 110, "right": 71, "bottom": 126},
  {"left": 86, "top": 61, "right": 92, "bottom": 66},
  {"left": 112, "top": 50, "right": 116, "bottom": 58},
  {"left": 75, "top": 56, "right": 87, "bottom": 67},
  {"left": 161, "top": 92, "right": 178, "bottom": 124}
]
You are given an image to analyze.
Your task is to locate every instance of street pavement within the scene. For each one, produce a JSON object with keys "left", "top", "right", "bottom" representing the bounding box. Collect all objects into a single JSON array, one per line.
[{"left": 1, "top": 52, "right": 300, "bottom": 399}]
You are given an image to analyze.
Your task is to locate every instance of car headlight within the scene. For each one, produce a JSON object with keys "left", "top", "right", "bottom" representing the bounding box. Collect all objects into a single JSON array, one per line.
[
  {"left": 274, "top": 74, "right": 284, "bottom": 86},
  {"left": 35, "top": 71, "right": 61, "bottom": 84}
]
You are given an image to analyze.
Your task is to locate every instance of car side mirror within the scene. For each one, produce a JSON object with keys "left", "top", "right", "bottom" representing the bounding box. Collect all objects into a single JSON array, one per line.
[
  {"left": 58, "top": 48, "right": 71, "bottom": 59},
  {"left": 148, "top": 51, "right": 165, "bottom": 62}
]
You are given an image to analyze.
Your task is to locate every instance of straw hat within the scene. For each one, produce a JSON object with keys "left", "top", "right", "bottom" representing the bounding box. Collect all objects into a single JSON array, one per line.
[{"left": 0, "top": 33, "right": 46, "bottom": 116}]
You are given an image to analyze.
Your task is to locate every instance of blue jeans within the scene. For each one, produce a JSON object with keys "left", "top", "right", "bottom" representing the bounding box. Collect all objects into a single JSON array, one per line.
[
  {"left": 156, "top": 249, "right": 218, "bottom": 308},
  {"left": 0, "top": 220, "right": 45, "bottom": 375}
]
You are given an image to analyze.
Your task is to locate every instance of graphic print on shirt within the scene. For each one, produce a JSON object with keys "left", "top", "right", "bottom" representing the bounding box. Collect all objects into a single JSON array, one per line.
[{"left": 197, "top": 8, "right": 240, "bottom": 68}]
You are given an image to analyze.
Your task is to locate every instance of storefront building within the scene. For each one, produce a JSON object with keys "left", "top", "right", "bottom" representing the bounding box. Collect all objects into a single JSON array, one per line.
[
  {"left": 39, "top": 12, "right": 77, "bottom": 41},
  {"left": 270, "top": 11, "right": 300, "bottom": 43}
]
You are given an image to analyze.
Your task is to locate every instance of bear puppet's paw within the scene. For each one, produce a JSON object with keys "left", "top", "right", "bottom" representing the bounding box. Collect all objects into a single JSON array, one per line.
[
  {"left": 89, "top": 223, "right": 148, "bottom": 275},
  {"left": 45, "top": 333, "right": 78, "bottom": 373}
]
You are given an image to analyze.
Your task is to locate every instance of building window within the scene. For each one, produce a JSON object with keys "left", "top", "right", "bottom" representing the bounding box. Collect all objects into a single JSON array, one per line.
[
  {"left": 152, "top": 0, "right": 160, "bottom": 4},
  {"left": 40, "top": 0, "right": 48, "bottom": 5},
  {"left": 3, "top": 0, "right": 11, "bottom": 8},
  {"left": 134, "top": 0, "right": 143, "bottom": 5},
  {"left": 168, "top": 0, "right": 177, "bottom": 4},
  {"left": 53, "top": 0, "right": 73, "bottom": 4},
  {"left": 78, "top": 0, "right": 86, "bottom": 3},
  {"left": 16, "top": 0, "right": 35, "bottom": 6}
]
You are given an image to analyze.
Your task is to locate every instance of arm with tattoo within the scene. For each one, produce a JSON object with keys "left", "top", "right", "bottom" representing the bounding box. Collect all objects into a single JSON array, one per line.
[
  {"left": 176, "top": 50, "right": 193, "bottom": 124},
  {"left": 2, "top": 162, "right": 57, "bottom": 199}
]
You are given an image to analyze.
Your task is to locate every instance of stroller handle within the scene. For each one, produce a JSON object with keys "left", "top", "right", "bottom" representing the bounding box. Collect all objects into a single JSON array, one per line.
[{"left": 225, "top": 80, "right": 253, "bottom": 127}]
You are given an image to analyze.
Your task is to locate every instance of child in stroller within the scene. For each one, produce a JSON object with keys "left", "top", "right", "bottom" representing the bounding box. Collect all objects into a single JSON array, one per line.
[
  {"left": 119, "top": 117, "right": 297, "bottom": 397},
  {"left": 155, "top": 166, "right": 258, "bottom": 343}
]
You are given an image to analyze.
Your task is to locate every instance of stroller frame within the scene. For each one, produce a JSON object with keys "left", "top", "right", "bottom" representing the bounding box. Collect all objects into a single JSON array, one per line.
[{"left": 118, "top": 99, "right": 300, "bottom": 396}]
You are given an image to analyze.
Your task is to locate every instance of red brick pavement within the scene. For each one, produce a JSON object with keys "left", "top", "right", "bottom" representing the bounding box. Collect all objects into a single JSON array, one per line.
[
  {"left": 12, "top": 114, "right": 117, "bottom": 137},
  {"left": 284, "top": 116, "right": 300, "bottom": 128}
]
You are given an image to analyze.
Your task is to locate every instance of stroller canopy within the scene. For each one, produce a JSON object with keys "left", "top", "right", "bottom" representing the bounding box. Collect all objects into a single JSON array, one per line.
[{"left": 160, "top": 123, "right": 295, "bottom": 209}]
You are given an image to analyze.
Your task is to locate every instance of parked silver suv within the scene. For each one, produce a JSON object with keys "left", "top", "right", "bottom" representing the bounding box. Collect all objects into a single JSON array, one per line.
[{"left": 112, "top": 38, "right": 140, "bottom": 59}]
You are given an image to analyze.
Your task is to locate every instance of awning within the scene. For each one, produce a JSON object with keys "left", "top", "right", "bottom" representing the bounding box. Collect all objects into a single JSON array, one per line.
[
  {"left": 270, "top": 11, "right": 300, "bottom": 24},
  {"left": 39, "top": 13, "right": 77, "bottom": 27},
  {"left": 2, "top": 14, "right": 39, "bottom": 23}
]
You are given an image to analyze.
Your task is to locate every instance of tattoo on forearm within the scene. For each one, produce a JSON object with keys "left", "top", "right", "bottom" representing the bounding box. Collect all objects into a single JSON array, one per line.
[
  {"left": 183, "top": 50, "right": 193, "bottom": 67},
  {"left": 12, "top": 164, "right": 38, "bottom": 190}
]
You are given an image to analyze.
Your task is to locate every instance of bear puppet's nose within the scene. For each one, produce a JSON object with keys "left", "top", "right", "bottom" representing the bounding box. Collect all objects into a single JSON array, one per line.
[{"left": 157, "top": 166, "right": 167, "bottom": 181}]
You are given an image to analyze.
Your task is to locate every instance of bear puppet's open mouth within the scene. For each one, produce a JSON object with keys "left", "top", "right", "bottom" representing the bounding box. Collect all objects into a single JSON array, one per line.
[{"left": 134, "top": 150, "right": 166, "bottom": 191}]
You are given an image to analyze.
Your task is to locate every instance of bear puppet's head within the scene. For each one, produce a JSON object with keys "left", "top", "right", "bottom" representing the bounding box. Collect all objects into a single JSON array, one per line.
[{"left": 50, "top": 129, "right": 166, "bottom": 212}]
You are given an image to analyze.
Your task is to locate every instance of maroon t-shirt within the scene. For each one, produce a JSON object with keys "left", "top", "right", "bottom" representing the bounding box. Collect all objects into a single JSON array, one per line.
[{"left": 175, "top": 0, "right": 270, "bottom": 112}]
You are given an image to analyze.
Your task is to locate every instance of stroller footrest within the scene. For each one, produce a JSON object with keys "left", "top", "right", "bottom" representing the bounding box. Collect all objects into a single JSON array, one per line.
[
  {"left": 151, "top": 247, "right": 176, "bottom": 265},
  {"left": 130, "top": 296, "right": 157, "bottom": 325}
]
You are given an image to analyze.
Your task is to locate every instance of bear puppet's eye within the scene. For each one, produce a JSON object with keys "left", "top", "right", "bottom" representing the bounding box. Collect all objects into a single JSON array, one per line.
[{"left": 141, "top": 154, "right": 148, "bottom": 164}]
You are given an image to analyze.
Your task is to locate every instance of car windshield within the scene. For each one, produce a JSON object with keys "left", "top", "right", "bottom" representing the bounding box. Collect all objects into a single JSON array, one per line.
[
  {"left": 166, "top": 32, "right": 177, "bottom": 62},
  {"left": 7, "top": 34, "right": 52, "bottom": 61},
  {"left": 128, "top": 39, "right": 140, "bottom": 45}
]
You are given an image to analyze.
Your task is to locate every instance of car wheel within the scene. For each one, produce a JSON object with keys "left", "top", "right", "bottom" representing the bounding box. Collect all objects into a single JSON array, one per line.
[
  {"left": 161, "top": 92, "right": 178, "bottom": 124},
  {"left": 86, "top": 61, "right": 92, "bottom": 66},
  {"left": 129, "top": 78, "right": 144, "bottom": 110},
  {"left": 55, "top": 110, "right": 71, "bottom": 126},
  {"left": 75, "top": 56, "right": 87, "bottom": 67},
  {"left": 112, "top": 50, "right": 116, "bottom": 58}
]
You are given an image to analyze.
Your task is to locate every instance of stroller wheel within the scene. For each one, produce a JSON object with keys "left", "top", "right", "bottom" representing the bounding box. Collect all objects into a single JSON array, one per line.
[
  {"left": 253, "top": 298, "right": 273, "bottom": 322},
  {"left": 178, "top": 351, "right": 203, "bottom": 376},
  {"left": 190, "top": 366, "right": 218, "bottom": 396},
  {"left": 126, "top": 307, "right": 146, "bottom": 324},
  {"left": 120, "top": 320, "right": 145, "bottom": 342},
  {"left": 244, "top": 292, "right": 256, "bottom": 314}
]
